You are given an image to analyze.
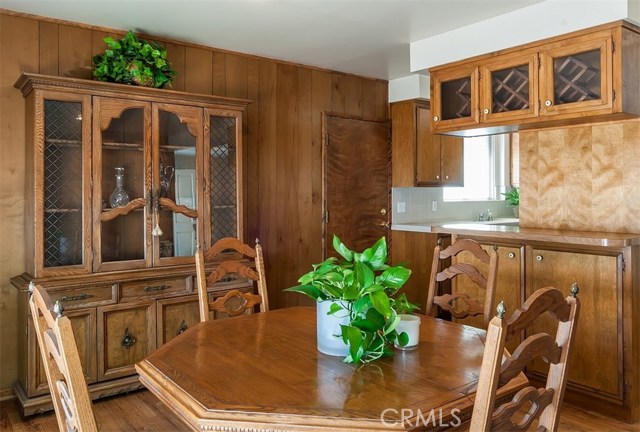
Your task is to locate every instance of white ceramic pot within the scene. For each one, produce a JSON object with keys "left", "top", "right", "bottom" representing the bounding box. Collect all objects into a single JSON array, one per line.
[{"left": 316, "top": 300, "right": 350, "bottom": 356}]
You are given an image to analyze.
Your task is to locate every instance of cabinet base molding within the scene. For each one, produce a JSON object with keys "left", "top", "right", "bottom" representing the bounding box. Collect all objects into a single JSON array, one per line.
[{"left": 14, "top": 375, "right": 144, "bottom": 416}]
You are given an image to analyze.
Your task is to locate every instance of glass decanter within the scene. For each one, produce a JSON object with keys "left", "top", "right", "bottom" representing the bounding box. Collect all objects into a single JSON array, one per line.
[{"left": 110, "top": 167, "right": 130, "bottom": 208}]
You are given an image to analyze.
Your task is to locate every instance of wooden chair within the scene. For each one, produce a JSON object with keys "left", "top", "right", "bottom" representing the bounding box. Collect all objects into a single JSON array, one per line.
[
  {"left": 470, "top": 284, "right": 581, "bottom": 432},
  {"left": 28, "top": 283, "right": 98, "bottom": 432},
  {"left": 195, "top": 237, "right": 268, "bottom": 321},
  {"left": 426, "top": 238, "right": 499, "bottom": 327}
]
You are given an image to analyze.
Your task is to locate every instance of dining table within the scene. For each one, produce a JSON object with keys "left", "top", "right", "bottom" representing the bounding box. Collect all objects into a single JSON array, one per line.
[{"left": 135, "top": 307, "right": 528, "bottom": 431}]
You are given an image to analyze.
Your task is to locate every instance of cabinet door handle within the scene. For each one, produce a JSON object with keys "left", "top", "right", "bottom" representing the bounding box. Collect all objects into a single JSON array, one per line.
[
  {"left": 536, "top": 255, "right": 543, "bottom": 261},
  {"left": 436, "top": 175, "right": 440, "bottom": 180},
  {"left": 507, "top": 252, "right": 516, "bottom": 259},
  {"left": 445, "top": 175, "right": 449, "bottom": 180},
  {"left": 545, "top": 100, "right": 552, "bottom": 107},
  {"left": 121, "top": 328, "right": 137, "bottom": 349},
  {"left": 433, "top": 116, "right": 439, "bottom": 122},
  {"left": 177, "top": 320, "right": 188, "bottom": 335},
  {"left": 144, "top": 284, "right": 168, "bottom": 292},
  {"left": 483, "top": 108, "right": 490, "bottom": 114},
  {"left": 58, "top": 293, "right": 93, "bottom": 302}
]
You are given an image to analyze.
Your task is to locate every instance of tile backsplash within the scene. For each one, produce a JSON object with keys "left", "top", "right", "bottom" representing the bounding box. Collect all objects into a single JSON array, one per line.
[{"left": 392, "top": 187, "right": 514, "bottom": 224}]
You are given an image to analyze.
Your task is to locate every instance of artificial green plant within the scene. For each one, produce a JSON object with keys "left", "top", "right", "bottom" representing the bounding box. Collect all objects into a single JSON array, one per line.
[{"left": 93, "top": 30, "right": 176, "bottom": 88}]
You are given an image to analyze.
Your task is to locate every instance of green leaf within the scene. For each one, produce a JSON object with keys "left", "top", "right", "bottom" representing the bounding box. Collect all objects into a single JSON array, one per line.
[
  {"left": 377, "top": 266, "right": 411, "bottom": 288},
  {"left": 354, "top": 261, "right": 374, "bottom": 290},
  {"left": 362, "top": 237, "right": 387, "bottom": 269},
  {"left": 351, "top": 296, "right": 371, "bottom": 316},
  {"left": 328, "top": 302, "right": 343, "bottom": 315},
  {"left": 370, "top": 290, "right": 391, "bottom": 318},
  {"left": 332, "top": 235, "right": 353, "bottom": 262},
  {"left": 341, "top": 325, "right": 364, "bottom": 364},
  {"left": 342, "top": 281, "right": 360, "bottom": 301},
  {"left": 283, "top": 285, "right": 326, "bottom": 301},
  {"left": 397, "top": 331, "right": 409, "bottom": 347}
]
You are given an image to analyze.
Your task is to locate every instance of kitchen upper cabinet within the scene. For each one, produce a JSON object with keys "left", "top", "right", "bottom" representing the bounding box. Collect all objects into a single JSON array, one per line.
[
  {"left": 391, "top": 99, "right": 463, "bottom": 187},
  {"left": 430, "top": 21, "right": 640, "bottom": 135}
]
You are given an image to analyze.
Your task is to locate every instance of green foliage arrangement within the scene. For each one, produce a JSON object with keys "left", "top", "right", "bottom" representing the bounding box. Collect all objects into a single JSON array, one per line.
[
  {"left": 501, "top": 187, "right": 519, "bottom": 207},
  {"left": 92, "top": 30, "right": 176, "bottom": 88},
  {"left": 285, "top": 235, "right": 417, "bottom": 364}
]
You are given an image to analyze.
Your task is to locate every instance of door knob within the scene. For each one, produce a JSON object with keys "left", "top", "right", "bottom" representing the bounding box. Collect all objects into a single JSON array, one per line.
[{"left": 380, "top": 208, "right": 387, "bottom": 215}]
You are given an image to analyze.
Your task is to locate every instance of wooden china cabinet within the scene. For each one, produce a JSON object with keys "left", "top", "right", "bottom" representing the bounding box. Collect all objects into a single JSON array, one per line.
[{"left": 11, "top": 73, "right": 251, "bottom": 415}]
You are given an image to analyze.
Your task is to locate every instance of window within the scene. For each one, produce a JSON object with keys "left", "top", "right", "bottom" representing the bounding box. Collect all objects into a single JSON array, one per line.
[{"left": 443, "top": 134, "right": 509, "bottom": 201}]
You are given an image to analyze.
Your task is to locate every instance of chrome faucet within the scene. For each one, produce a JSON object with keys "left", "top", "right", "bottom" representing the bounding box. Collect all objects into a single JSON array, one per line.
[
  {"left": 478, "top": 211, "right": 484, "bottom": 222},
  {"left": 486, "top": 209, "right": 493, "bottom": 221}
]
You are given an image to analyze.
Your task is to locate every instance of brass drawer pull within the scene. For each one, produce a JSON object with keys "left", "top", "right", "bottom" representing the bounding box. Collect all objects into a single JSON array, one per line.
[
  {"left": 121, "top": 328, "right": 136, "bottom": 349},
  {"left": 144, "top": 284, "right": 169, "bottom": 292},
  {"left": 177, "top": 320, "right": 188, "bottom": 335},
  {"left": 58, "top": 293, "right": 93, "bottom": 302}
]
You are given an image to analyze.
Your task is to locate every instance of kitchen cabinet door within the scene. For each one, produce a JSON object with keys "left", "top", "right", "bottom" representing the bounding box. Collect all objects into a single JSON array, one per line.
[
  {"left": 431, "top": 64, "right": 480, "bottom": 132},
  {"left": 528, "top": 248, "right": 622, "bottom": 400}
]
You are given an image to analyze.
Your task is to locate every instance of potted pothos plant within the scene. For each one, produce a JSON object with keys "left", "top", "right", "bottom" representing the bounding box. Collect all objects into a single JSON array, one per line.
[
  {"left": 93, "top": 30, "right": 176, "bottom": 88},
  {"left": 501, "top": 187, "right": 520, "bottom": 217},
  {"left": 285, "top": 235, "right": 417, "bottom": 364}
]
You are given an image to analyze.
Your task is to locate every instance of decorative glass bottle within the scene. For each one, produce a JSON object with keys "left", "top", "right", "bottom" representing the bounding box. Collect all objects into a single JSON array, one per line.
[{"left": 109, "top": 167, "right": 130, "bottom": 208}]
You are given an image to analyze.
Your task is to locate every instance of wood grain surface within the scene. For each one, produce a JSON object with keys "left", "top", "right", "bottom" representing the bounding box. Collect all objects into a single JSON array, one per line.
[{"left": 137, "top": 307, "right": 527, "bottom": 431}]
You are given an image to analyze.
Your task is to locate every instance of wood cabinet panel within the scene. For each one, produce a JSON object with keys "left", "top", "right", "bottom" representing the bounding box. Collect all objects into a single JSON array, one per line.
[
  {"left": 120, "top": 276, "right": 191, "bottom": 302},
  {"left": 415, "top": 105, "right": 440, "bottom": 185},
  {"left": 528, "top": 248, "right": 621, "bottom": 399},
  {"left": 97, "top": 301, "right": 156, "bottom": 381},
  {"left": 30, "top": 309, "right": 96, "bottom": 396},
  {"left": 156, "top": 295, "right": 200, "bottom": 346}
]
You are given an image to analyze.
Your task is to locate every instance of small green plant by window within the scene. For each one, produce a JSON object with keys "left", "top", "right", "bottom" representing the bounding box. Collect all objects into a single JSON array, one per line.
[
  {"left": 501, "top": 187, "right": 519, "bottom": 207},
  {"left": 93, "top": 30, "right": 176, "bottom": 89}
]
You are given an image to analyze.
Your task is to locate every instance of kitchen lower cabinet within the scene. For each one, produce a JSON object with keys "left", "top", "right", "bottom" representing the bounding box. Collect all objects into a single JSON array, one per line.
[{"left": 527, "top": 248, "right": 622, "bottom": 400}]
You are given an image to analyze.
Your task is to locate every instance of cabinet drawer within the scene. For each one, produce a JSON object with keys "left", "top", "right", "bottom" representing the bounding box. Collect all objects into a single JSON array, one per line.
[
  {"left": 120, "top": 276, "right": 191, "bottom": 301},
  {"left": 45, "top": 284, "right": 117, "bottom": 311}
]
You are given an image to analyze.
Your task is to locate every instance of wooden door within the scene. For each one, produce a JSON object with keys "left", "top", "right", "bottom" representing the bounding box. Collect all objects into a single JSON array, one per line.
[
  {"left": 415, "top": 105, "right": 441, "bottom": 185},
  {"left": 156, "top": 295, "right": 200, "bottom": 346},
  {"left": 97, "top": 301, "right": 156, "bottom": 381},
  {"left": 29, "top": 309, "right": 96, "bottom": 396},
  {"left": 322, "top": 114, "right": 390, "bottom": 256},
  {"left": 527, "top": 248, "right": 622, "bottom": 400},
  {"left": 452, "top": 242, "right": 523, "bottom": 353}
]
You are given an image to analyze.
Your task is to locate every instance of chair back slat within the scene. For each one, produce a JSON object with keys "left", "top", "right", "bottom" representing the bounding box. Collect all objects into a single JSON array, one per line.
[
  {"left": 491, "top": 386, "right": 555, "bottom": 431},
  {"left": 498, "top": 333, "right": 562, "bottom": 386},
  {"left": 196, "top": 238, "right": 268, "bottom": 321},
  {"left": 29, "top": 284, "right": 98, "bottom": 432},
  {"left": 505, "top": 287, "right": 573, "bottom": 341},
  {"left": 433, "top": 292, "right": 485, "bottom": 318},
  {"left": 470, "top": 286, "right": 580, "bottom": 432},
  {"left": 426, "top": 239, "right": 499, "bottom": 326}
]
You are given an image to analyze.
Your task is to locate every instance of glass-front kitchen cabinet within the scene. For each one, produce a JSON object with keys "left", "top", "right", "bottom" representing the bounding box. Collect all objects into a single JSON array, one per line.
[{"left": 12, "top": 73, "right": 250, "bottom": 415}]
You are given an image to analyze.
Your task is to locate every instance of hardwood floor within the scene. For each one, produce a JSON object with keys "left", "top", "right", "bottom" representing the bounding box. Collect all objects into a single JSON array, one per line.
[{"left": 0, "top": 390, "right": 638, "bottom": 431}]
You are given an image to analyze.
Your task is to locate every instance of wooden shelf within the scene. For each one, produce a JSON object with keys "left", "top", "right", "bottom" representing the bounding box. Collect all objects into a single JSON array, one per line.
[
  {"left": 45, "top": 208, "right": 80, "bottom": 213},
  {"left": 45, "top": 138, "right": 81, "bottom": 148}
]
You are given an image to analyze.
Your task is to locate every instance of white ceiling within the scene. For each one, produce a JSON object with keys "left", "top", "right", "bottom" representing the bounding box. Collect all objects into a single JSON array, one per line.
[{"left": 1, "top": 0, "right": 545, "bottom": 80}]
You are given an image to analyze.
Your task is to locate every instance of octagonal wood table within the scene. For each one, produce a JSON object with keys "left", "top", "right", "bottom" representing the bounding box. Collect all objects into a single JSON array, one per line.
[{"left": 136, "top": 307, "right": 527, "bottom": 431}]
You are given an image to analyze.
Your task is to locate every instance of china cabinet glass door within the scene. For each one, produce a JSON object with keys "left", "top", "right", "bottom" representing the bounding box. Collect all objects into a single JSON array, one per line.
[
  {"left": 153, "top": 104, "right": 202, "bottom": 266},
  {"left": 40, "top": 93, "right": 92, "bottom": 276},
  {"left": 93, "top": 97, "right": 151, "bottom": 271},
  {"left": 540, "top": 30, "right": 613, "bottom": 116},
  {"left": 204, "top": 109, "right": 241, "bottom": 248}
]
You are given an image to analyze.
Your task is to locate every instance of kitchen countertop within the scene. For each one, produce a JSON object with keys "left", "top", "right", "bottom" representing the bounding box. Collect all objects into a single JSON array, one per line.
[{"left": 392, "top": 220, "right": 640, "bottom": 247}]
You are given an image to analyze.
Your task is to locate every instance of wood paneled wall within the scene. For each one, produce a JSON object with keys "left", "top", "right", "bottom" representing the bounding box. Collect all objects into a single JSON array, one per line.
[
  {"left": 519, "top": 119, "right": 640, "bottom": 232},
  {"left": 0, "top": 10, "right": 388, "bottom": 391}
]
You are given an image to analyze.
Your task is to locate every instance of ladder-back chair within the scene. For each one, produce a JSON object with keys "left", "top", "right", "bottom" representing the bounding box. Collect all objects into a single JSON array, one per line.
[
  {"left": 426, "top": 238, "right": 499, "bottom": 327},
  {"left": 29, "top": 283, "right": 98, "bottom": 432},
  {"left": 195, "top": 237, "right": 268, "bottom": 321},
  {"left": 470, "top": 284, "right": 581, "bottom": 431}
]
